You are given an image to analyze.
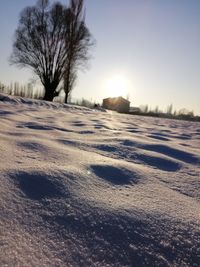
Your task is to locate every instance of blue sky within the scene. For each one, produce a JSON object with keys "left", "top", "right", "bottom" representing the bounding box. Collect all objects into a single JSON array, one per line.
[{"left": 0, "top": 0, "right": 200, "bottom": 114}]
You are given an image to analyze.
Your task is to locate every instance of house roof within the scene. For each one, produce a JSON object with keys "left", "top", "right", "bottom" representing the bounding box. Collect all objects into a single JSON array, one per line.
[{"left": 103, "top": 96, "right": 130, "bottom": 103}]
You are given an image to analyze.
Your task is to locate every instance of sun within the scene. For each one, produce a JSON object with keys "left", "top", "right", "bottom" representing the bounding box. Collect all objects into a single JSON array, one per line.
[{"left": 105, "top": 75, "right": 129, "bottom": 98}]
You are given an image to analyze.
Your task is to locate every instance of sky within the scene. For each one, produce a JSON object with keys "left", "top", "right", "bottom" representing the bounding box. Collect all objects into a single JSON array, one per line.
[{"left": 0, "top": 0, "right": 200, "bottom": 115}]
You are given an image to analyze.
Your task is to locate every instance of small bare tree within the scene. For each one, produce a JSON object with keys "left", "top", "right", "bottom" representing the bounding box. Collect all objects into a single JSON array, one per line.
[
  {"left": 63, "top": 0, "right": 94, "bottom": 103},
  {"left": 10, "top": 0, "right": 67, "bottom": 101},
  {"left": 166, "top": 104, "right": 173, "bottom": 115}
]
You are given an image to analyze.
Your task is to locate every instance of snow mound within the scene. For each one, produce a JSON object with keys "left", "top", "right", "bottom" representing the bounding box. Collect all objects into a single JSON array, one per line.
[{"left": 0, "top": 93, "right": 97, "bottom": 113}]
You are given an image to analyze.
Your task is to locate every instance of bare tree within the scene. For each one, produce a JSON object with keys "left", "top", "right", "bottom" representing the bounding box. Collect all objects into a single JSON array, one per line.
[
  {"left": 63, "top": 0, "right": 94, "bottom": 103},
  {"left": 10, "top": 0, "right": 94, "bottom": 102},
  {"left": 166, "top": 104, "right": 173, "bottom": 115},
  {"left": 10, "top": 0, "right": 68, "bottom": 101}
]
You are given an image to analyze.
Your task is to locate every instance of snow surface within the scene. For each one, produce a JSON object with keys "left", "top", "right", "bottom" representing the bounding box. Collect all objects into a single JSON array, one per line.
[{"left": 0, "top": 94, "right": 200, "bottom": 267}]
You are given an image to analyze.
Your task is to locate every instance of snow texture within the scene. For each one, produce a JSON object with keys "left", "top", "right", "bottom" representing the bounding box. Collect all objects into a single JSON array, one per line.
[{"left": 0, "top": 94, "right": 200, "bottom": 267}]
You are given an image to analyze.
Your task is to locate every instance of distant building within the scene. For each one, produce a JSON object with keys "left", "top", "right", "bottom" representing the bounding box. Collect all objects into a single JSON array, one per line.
[
  {"left": 129, "top": 107, "right": 141, "bottom": 114},
  {"left": 102, "top": 96, "right": 130, "bottom": 113}
]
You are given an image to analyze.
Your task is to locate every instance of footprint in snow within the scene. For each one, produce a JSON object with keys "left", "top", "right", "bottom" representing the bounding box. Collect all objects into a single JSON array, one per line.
[
  {"left": 91, "top": 165, "right": 140, "bottom": 185},
  {"left": 134, "top": 153, "right": 182, "bottom": 172},
  {"left": 71, "top": 121, "right": 86, "bottom": 127},
  {"left": 142, "top": 144, "right": 199, "bottom": 164},
  {"left": 9, "top": 171, "right": 66, "bottom": 200},
  {"left": 17, "top": 122, "right": 52, "bottom": 131},
  {"left": 147, "top": 134, "right": 170, "bottom": 141}
]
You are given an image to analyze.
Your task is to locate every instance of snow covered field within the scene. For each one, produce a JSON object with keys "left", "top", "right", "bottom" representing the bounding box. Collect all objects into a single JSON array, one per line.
[{"left": 0, "top": 94, "right": 200, "bottom": 267}]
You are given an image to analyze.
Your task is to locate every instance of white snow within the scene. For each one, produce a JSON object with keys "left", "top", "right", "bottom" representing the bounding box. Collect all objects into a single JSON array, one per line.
[{"left": 0, "top": 93, "right": 200, "bottom": 267}]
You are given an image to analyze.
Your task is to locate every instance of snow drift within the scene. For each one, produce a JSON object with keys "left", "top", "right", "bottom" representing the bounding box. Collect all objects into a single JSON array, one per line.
[{"left": 0, "top": 94, "right": 200, "bottom": 266}]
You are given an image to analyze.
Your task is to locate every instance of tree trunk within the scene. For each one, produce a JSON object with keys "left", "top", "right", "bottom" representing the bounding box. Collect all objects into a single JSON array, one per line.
[
  {"left": 64, "top": 92, "right": 68, "bottom": 104},
  {"left": 43, "top": 90, "right": 54, "bottom": 101},
  {"left": 64, "top": 78, "right": 70, "bottom": 103},
  {"left": 64, "top": 70, "right": 70, "bottom": 104},
  {"left": 43, "top": 82, "right": 58, "bottom": 102}
]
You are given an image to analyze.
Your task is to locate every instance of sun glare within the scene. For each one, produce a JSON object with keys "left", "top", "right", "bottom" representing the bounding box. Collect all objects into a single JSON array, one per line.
[{"left": 105, "top": 75, "right": 129, "bottom": 98}]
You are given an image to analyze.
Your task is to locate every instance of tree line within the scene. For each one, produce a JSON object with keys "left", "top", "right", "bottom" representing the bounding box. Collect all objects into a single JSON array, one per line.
[
  {"left": 130, "top": 104, "right": 200, "bottom": 122},
  {"left": 0, "top": 81, "right": 44, "bottom": 99},
  {"left": 10, "top": 0, "right": 94, "bottom": 103}
]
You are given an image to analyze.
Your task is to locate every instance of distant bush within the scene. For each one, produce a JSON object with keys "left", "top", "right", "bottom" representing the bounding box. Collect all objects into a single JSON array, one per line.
[{"left": 74, "top": 98, "right": 96, "bottom": 108}]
